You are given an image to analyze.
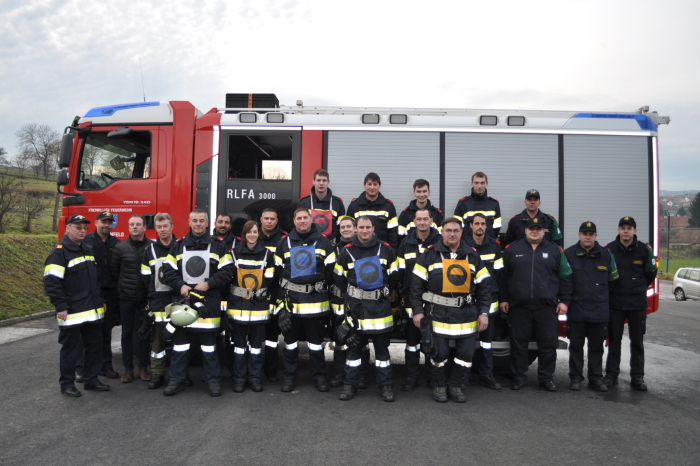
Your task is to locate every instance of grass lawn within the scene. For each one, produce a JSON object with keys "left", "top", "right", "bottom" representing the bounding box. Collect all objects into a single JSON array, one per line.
[
  {"left": 0, "top": 234, "right": 56, "bottom": 320},
  {"left": 657, "top": 253, "right": 700, "bottom": 280}
]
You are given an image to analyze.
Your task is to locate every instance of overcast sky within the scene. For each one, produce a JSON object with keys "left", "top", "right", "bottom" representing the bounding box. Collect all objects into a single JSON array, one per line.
[{"left": 1, "top": 0, "right": 697, "bottom": 190}]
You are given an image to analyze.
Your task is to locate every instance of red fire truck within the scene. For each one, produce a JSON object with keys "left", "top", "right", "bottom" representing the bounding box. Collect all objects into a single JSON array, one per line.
[{"left": 56, "top": 94, "right": 668, "bottom": 368}]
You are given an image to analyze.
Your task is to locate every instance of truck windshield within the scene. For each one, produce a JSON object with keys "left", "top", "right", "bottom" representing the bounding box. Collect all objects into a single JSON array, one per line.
[{"left": 77, "top": 131, "right": 152, "bottom": 191}]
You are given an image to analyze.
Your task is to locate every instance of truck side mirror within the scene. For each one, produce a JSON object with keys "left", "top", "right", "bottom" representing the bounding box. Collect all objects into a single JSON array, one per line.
[{"left": 58, "top": 133, "right": 73, "bottom": 168}]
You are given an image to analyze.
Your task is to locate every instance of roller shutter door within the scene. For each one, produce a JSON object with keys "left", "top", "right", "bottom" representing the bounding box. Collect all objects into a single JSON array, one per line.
[
  {"left": 445, "top": 133, "right": 560, "bottom": 232},
  {"left": 563, "top": 135, "right": 650, "bottom": 246},
  {"left": 327, "top": 131, "right": 441, "bottom": 211}
]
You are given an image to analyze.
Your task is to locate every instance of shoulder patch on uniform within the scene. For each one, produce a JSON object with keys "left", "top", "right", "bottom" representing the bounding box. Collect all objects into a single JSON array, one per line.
[
  {"left": 559, "top": 247, "right": 565, "bottom": 252},
  {"left": 427, "top": 245, "right": 434, "bottom": 249},
  {"left": 351, "top": 198, "right": 357, "bottom": 202},
  {"left": 387, "top": 199, "right": 393, "bottom": 203},
  {"left": 471, "top": 247, "right": 477, "bottom": 252},
  {"left": 177, "top": 236, "right": 185, "bottom": 242},
  {"left": 549, "top": 214, "right": 557, "bottom": 219},
  {"left": 495, "top": 240, "right": 501, "bottom": 246},
  {"left": 346, "top": 243, "right": 353, "bottom": 248},
  {"left": 646, "top": 244, "right": 652, "bottom": 249},
  {"left": 402, "top": 208, "right": 408, "bottom": 212},
  {"left": 282, "top": 230, "right": 288, "bottom": 235},
  {"left": 505, "top": 244, "right": 511, "bottom": 249},
  {"left": 436, "top": 208, "right": 443, "bottom": 213},
  {"left": 217, "top": 236, "right": 224, "bottom": 241},
  {"left": 338, "top": 197, "right": 343, "bottom": 202},
  {"left": 56, "top": 244, "right": 63, "bottom": 248},
  {"left": 493, "top": 198, "right": 499, "bottom": 203},
  {"left": 281, "top": 235, "right": 288, "bottom": 240},
  {"left": 459, "top": 197, "right": 466, "bottom": 201},
  {"left": 510, "top": 215, "right": 516, "bottom": 219},
  {"left": 383, "top": 242, "right": 390, "bottom": 247}
]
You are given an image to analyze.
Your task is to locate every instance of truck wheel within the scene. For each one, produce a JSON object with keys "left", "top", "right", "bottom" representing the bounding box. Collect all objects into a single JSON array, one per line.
[{"left": 674, "top": 288, "right": 686, "bottom": 301}]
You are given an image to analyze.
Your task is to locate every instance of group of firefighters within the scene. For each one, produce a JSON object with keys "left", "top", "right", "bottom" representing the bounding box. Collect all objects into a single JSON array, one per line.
[{"left": 43, "top": 169, "right": 657, "bottom": 403}]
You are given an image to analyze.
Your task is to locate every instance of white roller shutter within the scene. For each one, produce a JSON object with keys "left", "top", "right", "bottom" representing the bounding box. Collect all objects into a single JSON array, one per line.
[
  {"left": 563, "top": 135, "right": 650, "bottom": 247},
  {"left": 327, "top": 131, "right": 441, "bottom": 211},
  {"left": 444, "top": 133, "right": 560, "bottom": 231}
]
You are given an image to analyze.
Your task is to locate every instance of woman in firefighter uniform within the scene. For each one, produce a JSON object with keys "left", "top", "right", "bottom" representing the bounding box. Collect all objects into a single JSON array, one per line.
[
  {"left": 161, "top": 209, "right": 233, "bottom": 397},
  {"left": 274, "top": 208, "right": 336, "bottom": 393},
  {"left": 334, "top": 216, "right": 399, "bottom": 402},
  {"left": 225, "top": 221, "right": 275, "bottom": 393},
  {"left": 411, "top": 218, "right": 492, "bottom": 403}
]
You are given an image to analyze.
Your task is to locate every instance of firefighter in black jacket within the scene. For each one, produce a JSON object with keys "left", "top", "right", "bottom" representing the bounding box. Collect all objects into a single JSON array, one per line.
[
  {"left": 225, "top": 220, "right": 275, "bottom": 393},
  {"left": 453, "top": 172, "right": 502, "bottom": 239},
  {"left": 139, "top": 213, "right": 177, "bottom": 390},
  {"left": 298, "top": 169, "right": 346, "bottom": 240},
  {"left": 43, "top": 214, "right": 109, "bottom": 397},
  {"left": 397, "top": 208, "right": 441, "bottom": 391},
  {"left": 465, "top": 213, "right": 504, "bottom": 391},
  {"left": 79, "top": 210, "right": 120, "bottom": 380},
  {"left": 564, "top": 221, "right": 619, "bottom": 392},
  {"left": 499, "top": 217, "right": 572, "bottom": 391},
  {"left": 110, "top": 214, "right": 152, "bottom": 383},
  {"left": 346, "top": 172, "right": 399, "bottom": 250},
  {"left": 213, "top": 213, "right": 236, "bottom": 250},
  {"left": 411, "top": 217, "right": 492, "bottom": 403},
  {"left": 335, "top": 216, "right": 399, "bottom": 402},
  {"left": 503, "top": 189, "right": 563, "bottom": 246},
  {"left": 161, "top": 209, "right": 233, "bottom": 397},
  {"left": 604, "top": 216, "right": 657, "bottom": 391},
  {"left": 398, "top": 179, "right": 443, "bottom": 239},
  {"left": 259, "top": 208, "right": 287, "bottom": 382},
  {"left": 274, "top": 208, "right": 336, "bottom": 393}
]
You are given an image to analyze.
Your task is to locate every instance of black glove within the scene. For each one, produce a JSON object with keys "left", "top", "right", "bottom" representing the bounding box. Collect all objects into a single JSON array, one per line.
[
  {"left": 137, "top": 319, "right": 152, "bottom": 340},
  {"left": 188, "top": 290, "right": 207, "bottom": 316},
  {"left": 161, "top": 323, "right": 175, "bottom": 343},
  {"left": 278, "top": 306, "right": 293, "bottom": 334},
  {"left": 419, "top": 316, "right": 438, "bottom": 359},
  {"left": 335, "top": 319, "right": 360, "bottom": 348}
]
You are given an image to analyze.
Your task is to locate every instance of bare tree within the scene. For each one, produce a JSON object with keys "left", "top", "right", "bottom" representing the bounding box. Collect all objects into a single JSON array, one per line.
[
  {"left": 0, "top": 172, "right": 21, "bottom": 233},
  {"left": 262, "top": 166, "right": 290, "bottom": 180},
  {"left": 18, "top": 191, "right": 51, "bottom": 232},
  {"left": 12, "top": 151, "right": 31, "bottom": 175},
  {"left": 15, "top": 123, "right": 60, "bottom": 179},
  {"left": 82, "top": 144, "right": 101, "bottom": 176},
  {"left": 0, "top": 146, "right": 7, "bottom": 168}
]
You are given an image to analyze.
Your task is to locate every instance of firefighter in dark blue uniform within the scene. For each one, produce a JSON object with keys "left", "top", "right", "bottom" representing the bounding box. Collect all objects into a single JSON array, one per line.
[
  {"left": 453, "top": 172, "right": 502, "bottom": 240},
  {"left": 346, "top": 172, "right": 399, "bottom": 251},
  {"left": 504, "top": 189, "right": 563, "bottom": 246},
  {"left": 411, "top": 217, "right": 493, "bottom": 403},
  {"left": 298, "top": 169, "right": 346, "bottom": 241},
  {"left": 564, "top": 221, "right": 619, "bottom": 391},
  {"left": 335, "top": 216, "right": 400, "bottom": 402},
  {"left": 499, "top": 217, "right": 572, "bottom": 391},
  {"left": 161, "top": 209, "right": 233, "bottom": 397},
  {"left": 259, "top": 208, "right": 287, "bottom": 382},
  {"left": 604, "top": 216, "right": 657, "bottom": 391},
  {"left": 396, "top": 208, "right": 441, "bottom": 391},
  {"left": 274, "top": 208, "right": 336, "bottom": 393},
  {"left": 465, "top": 213, "right": 503, "bottom": 390},
  {"left": 43, "top": 214, "right": 109, "bottom": 396},
  {"left": 398, "top": 179, "right": 443, "bottom": 239}
]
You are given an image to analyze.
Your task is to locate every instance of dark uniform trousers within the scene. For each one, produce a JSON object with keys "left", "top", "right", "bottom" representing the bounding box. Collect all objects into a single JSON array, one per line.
[
  {"left": 170, "top": 328, "right": 221, "bottom": 383},
  {"left": 76, "top": 287, "right": 119, "bottom": 374},
  {"left": 606, "top": 309, "right": 646, "bottom": 379},
  {"left": 510, "top": 306, "right": 558, "bottom": 382},
  {"left": 120, "top": 299, "right": 150, "bottom": 371},
  {"left": 432, "top": 335, "right": 476, "bottom": 388},
  {"left": 283, "top": 316, "right": 326, "bottom": 381},
  {"left": 150, "top": 325, "right": 167, "bottom": 376},
  {"left": 344, "top": 332, "right": 392, "bottom": 388},
  {"left": 474, "top": 314, "right": 497, "bottom": 377},
  {"left": 264, "top": 315, "right": 280, "bottom": 374},
  {"left": 568, "top": 321, "right": 606, "bottom": 382},
  {"left": 59, "top": 322, "right": 102, "bottom": 389},
  {"left": 405, "top": 321, "right": 423, "bottom": 379},
  {"left": 231, "top": 323, "right": 265, "bottom": 383}
]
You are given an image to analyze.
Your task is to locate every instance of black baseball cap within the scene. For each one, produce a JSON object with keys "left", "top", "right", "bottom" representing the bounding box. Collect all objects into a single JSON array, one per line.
[
  {"left": 525, "top": 189, "right": 540, "bottom": 200},
  {"left": 96, "top": 211, "right": 115, "bottom": 221},
  {"left": 525, "top": 217, "right": 543, "bottom": 229},
  {"left": 67, "top": 214, "right": 90, "bottom": 225},
  {"left": 579, "top": 221, "right": 597, "bottom": 233},
  {"left": 618, "top": 216, "right": 636, "bottom": 228}
]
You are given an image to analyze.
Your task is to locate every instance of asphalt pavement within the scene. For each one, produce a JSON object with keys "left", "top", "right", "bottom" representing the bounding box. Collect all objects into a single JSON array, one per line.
[{"left": 1, "top": 281, "right": 699, "bottom": 465}]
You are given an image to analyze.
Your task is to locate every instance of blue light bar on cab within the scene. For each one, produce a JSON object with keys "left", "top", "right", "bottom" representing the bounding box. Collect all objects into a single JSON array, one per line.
[
  {"left": 84, "top": 101, "right": 160, "bottom": 117},
  {"left": 573, "top": 113, "right": 657, "bottom": 132}
]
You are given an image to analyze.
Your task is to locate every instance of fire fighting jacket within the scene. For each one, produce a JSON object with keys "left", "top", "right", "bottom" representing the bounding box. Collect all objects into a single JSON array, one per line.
[
  {"left": 273, "top": 224, "right": 335, "bottom": 318},
  {"left": 411, "top": 240, "right": 492, "bottom": 339},
  {"left": 504, "top": 209, "right": 563, "bottom": 246},
  {"left": 565, "top": 241, "right": 619, "bottom": 322},
  {"left": 346, "top": 191, "right": 399, "bottom": 250},
  {"left": 398, "top": 199, "right": 444, "bottom": 238},
  {"left": 140, "top": 234, "right": 177, "bottom": 323},
  {"left": 454, "top": 188, "right": 502, "bottom": 239},
  {"left": 397, "top": 227, "right": 441, "bottom": 317},
  {"left": 298, "top": 187, "right": 346, "bottom": 240},
  {"left": 465, "top": 236, "right": 503, "bottom": 315},
  {"left": 226, "top": 240, "right": 275, "bottom": 324},
  {"left": 43, "top": 235, "right": 105, "bottom": 327},
  {"left": 334, "top": 234, "right": 399, "bottom": 334},
  {"left": 162, "top": 231, "right": 233, "bottom": 332}
]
